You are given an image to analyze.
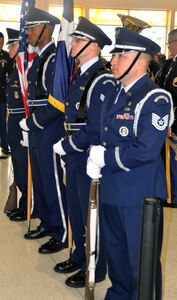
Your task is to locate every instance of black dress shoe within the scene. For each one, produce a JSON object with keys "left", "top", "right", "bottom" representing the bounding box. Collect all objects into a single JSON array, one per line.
[
  {"left": 8, "top": 208, "right": 38, "bottom": 221},
  {"left": 9, "top": 210, "right": 27, "bottom": 221},
  {"left": 2, "top": 148, "right": 11, "bottom": 155},
  {"left": 65, "top": 270, "right": 105, "bottom": 288},
  {"left": 24, "top": 225, "right": 53, "bottom": 240},
  {"left": 54, "top": 258, "right": 81, "bottom": 273},
  {"left": 162, "top": 200, "right": 172, "bottom": 207},
  {"left": 38, "top": 237, "right": 67, "bottom": 254},
  {"left": 7, "top": 208, "right": 21, "bottom": 217},
  {"left": 0, "top": 155, "right": 8, "bottom": 159}
]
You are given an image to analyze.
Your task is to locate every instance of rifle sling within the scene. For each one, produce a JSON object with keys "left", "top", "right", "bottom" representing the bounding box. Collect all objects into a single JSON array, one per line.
[
  {"left": 75, "top": 67, "right": 105, "bottom": 123},
  {"left": 36, "top": 49, "right": 56, "bottom": 99}
]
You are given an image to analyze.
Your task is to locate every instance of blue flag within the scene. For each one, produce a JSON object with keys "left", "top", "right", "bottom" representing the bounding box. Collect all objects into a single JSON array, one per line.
[{"left": 48, "top": 0, "right": 75, "bottom": 113}]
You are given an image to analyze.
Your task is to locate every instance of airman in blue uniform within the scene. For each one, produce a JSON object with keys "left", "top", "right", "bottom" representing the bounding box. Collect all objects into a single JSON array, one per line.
[
  {"left": 87, "top": 28, "right": 174, "bottom": 299},
  {"left": 0, "top": 31, "right": 13, "bottom": 155},
  {"left": 19, "top": 8, "right": 68, "bottom": 254},
  {"left": 53, "top": 17, "right": 117, "bottom": 288},
  {"left": 5, "top": 28, "right": 37, "bottom": 220}
]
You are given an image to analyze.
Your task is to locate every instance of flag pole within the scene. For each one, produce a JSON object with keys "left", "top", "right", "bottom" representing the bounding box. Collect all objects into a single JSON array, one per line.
[
  {"left": 165, "top": 138, "right": 171, "bottom": 204},
  {"left": 17, "top": 0, "right": 36, "bottom": 232},
  {"left": 48, "top": 0, "right": 75, "bottom": 256},
  {"left": 68, "top": 216, "right": 73, "bottom": 258},
  {"left": 27, "top": 152, "right": 32, "bottom": 231}
]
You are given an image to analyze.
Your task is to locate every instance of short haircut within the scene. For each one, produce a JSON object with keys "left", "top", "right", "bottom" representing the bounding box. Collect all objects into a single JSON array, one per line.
[
  {"left": 0, "top": 32, "right": 4, "bottom": 38},
  {"left": 169, "top": 28, "right": 177, "bottom": 39}
]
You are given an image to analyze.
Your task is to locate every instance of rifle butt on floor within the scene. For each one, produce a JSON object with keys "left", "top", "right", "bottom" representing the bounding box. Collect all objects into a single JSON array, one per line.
[
  {"left": 138, "top": 197, "right": 162, "bottom": 300},
  {"left": 85, "top": 179, "right": 99, "bottom": 300}
]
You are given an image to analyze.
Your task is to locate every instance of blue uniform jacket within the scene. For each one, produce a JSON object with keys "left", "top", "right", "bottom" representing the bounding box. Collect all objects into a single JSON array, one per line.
[
  {"left": 26, "top": 42, "right": 65, "bottom": 145},
  {"left": 0, "top": 49, "right": 13, "bottom": 103},
  {"left": 6, "top": 66, "right": 26, "bottom": 144},
  {"left": 6, "top": 66, "right": 24, "bottom": 110},
  {"left": 100, "top": 73, "right": 174, "bottom": 205},
  {"left": 61, "top": 60, "right": 117, "bottom": 154}
]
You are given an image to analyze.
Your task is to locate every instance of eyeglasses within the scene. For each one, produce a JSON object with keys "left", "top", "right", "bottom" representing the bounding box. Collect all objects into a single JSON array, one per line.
[
  {"left": 72, "top": 37, "right": 90, "bottom": 43},
  {"left": 166, "top": 39, "right": 177, "bottom": 47}
]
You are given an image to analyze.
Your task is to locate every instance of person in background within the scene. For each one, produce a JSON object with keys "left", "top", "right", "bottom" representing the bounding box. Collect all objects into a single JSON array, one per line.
[
  {"left": 19, "top": 8, "right": 68, "bottom": 254},
  {"left": 157, "top": 53, "right": 166, "bottom": 67},
  {"left": 0, "top": 32, "right": 13, "bottom": 155},
  {"left": 53, "top": 17, "right": 117, "bottom": 288},
  {"left": 155, "top": 56, "right": 172, "bottom": 88},
  {"left": 87, "top": 27, "right": 174, "bottom": 299},
  {"left": 148, "top": 55, "right": 160, "bottom": 81},
  {"left": 5, "top": 28, "right": 37, "bottom": 221},
  {"left": 160, "top": 28, "right": 177, "bottom": 208}
]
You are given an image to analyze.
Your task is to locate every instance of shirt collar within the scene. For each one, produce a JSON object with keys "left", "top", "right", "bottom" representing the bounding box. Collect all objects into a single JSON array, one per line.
[
  {"left": 80, "top": 56, "right": 99, "bottom": 75},
  {"left": 122, "top": 73, "right": 147, "bottom": 93},
  {"left": 38, "top": 41, "right": 54, "bottom": 56}
]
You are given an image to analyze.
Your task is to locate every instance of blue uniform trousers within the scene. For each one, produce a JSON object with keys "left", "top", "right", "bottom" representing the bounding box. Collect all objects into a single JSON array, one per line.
[
  {"left": 101, "top": 201, "right": 163, "bottom": 300},
  {"left": 65, "top": 152, "right": 107, "bottom": 279},
  {"left": 29, "top": 128, "right": 67, "bottom": 242},
  {"left": 0, "top": 103, "right": 8, "bottom": 149},
  {"left": 8, "top": 113, "right": 33, "bottom": 212}
]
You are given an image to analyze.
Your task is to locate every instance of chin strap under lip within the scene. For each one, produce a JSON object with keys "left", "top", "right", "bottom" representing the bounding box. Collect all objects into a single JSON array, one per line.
[
  {"left": 74, "top": 40, "right": 93, "bottom": 60},
  {"left": 117, "top": 51, "right": 142, "bottom": 80}
]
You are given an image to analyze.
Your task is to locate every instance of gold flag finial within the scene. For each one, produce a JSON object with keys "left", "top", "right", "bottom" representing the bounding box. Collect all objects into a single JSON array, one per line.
[{"left": 117, "top": 14, "right": 151, "bottom": 33}]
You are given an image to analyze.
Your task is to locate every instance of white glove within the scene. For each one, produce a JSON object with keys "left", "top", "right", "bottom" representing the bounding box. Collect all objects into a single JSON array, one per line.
[
  {"left": 19, "top": 118, "right": 30, "bottom": 131},
  {"left": 60, "top": 157, "right": 66, "bottom": 176},
  {"left": 89, "top": 145, "right": 106, "bottom": 167},
  {"left": 87, "top": 157, "right": 102, "bottom": 179},
  {"left": 20, "top": 131, "right": 29, "bottom": 147},
  {"left": 53, "top": 138, "right": 66, "bottom": 156}
]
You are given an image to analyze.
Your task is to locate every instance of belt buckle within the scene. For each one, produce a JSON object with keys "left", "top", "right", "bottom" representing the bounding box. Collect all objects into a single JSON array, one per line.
[{"left": 64, "top": 122, "right": 71, "bottom": 131}]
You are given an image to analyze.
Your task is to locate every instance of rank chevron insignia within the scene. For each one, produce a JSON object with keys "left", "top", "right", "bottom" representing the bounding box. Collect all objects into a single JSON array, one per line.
[{"left": 152, "top": 113, "right": 169, "bottom": 130}]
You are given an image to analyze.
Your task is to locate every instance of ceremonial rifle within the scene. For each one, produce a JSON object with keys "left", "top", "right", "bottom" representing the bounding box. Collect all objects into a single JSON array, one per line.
[
  {"left": 85, "top": 179, "right": 100, "bottom": 300},
  {"left": 138, "top": 198, "right": 162, "bottom": 300}
]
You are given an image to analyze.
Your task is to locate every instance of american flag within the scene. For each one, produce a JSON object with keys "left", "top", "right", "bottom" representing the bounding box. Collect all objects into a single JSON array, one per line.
[
  {"left": 16, "top": 0, "right": 36, "bottom": 117},
  {"left": 48, "top": 0, "right": 75, "bottom": 113}
]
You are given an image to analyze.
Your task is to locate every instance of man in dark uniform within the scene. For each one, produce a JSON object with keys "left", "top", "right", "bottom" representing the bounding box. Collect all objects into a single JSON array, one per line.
[
  {"left": 5, "top": 28, "right": 37, "bottom": 220},
  {"left": 19, "top": 8, "right": 68, "bottom": 254},
  {"left": 87, "top": 28, "right": 174, "bottom": 299},
  {"left": 0, "top": 32, "right": 13, "bottom": 155},
  {"left": 160, "top": 28, "right": 177, "bottom": 208},
  {"left": 53, "top": 17, "right": 117, "bottom": 288},
  {"left": 155, "top": 57, "right": 173, "bottom": 88}
]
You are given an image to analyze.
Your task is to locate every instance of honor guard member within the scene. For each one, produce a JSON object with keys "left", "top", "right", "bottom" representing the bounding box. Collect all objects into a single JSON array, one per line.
[
  {"left": 53, "top": 17, "right": 117, "bottom": 288},
  {"left": 19, "top": 8, "right": 68, "bottom": 254},
  {"left": 0, "top": 32, "right": 13, "bottom": 155},
  {"left": 87, "top": 28, "right": 174, "bottom": 299},
  {"left": 5, "top": 28, "right": 37, "bottom": 220},
  {"left": 162, "top": 28, "right": 177, "bottom": 208}
]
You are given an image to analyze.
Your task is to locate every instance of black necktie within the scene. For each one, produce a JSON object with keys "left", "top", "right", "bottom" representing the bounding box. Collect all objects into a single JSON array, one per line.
[
  {"left": 114, "top": 88, "right": 125, "bottom": 104},
  {"left": 75, "top": 68, "right": 81, "bottom": 80},
  {"left": 119, "top": 88, "right": 125, "bottom": 99}
]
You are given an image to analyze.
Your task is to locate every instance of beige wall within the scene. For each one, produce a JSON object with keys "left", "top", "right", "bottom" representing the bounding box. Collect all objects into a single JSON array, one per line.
[
  {"left": 2, "top": 0, "right": 177, "bottom": 10},
  {"left": 1, "top": 0, "right": 176, "bottom": 30}
]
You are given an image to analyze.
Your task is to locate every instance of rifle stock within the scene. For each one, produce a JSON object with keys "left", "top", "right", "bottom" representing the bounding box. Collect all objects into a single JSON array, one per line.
[
  {"left": 85, "top": 179, "right": 99, "bottom": 300},
  {"left": 4, "top": 181, "right": 17, "bottom": 213},
  {"left": 138, "top": 198, "right": 162, "bottom": 300}
]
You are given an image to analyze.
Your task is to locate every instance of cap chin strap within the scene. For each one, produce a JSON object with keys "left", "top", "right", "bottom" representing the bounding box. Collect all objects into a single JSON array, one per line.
[
  {"left": 13, "top": 53, "right": 18, "bottom": 60},
  {"left": 34, "top": 24, "right": 47, "bottom": 47},
  {"left": 74, "top": 40, "right": 92, "bottom": 59},
  {"left": 117, "top": 51, "right": 142, "bottom": 80}
]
